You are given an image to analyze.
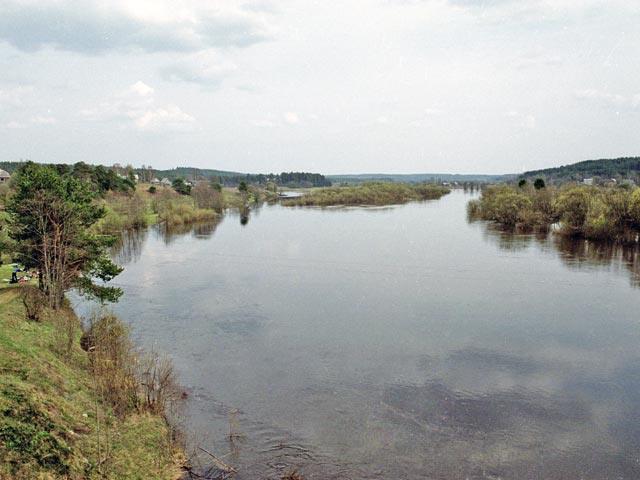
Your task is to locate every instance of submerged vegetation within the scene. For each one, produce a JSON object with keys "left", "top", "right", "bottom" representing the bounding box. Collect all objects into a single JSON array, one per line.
[
  {"left": 468, "top": 183, "right": 640, "bottom": 241},
  {"left": 282, "top": 182, "right": 450, "bottom": 206}
]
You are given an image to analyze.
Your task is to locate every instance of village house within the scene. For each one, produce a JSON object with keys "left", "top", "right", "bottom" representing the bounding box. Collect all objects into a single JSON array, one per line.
[{"left": 0, "top": 169, "right": 10, "bottom": 183}]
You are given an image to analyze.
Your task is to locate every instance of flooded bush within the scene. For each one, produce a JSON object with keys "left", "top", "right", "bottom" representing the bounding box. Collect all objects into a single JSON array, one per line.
[
  {"left": 554, "top": 187, "right": 592, "bottom": 234},
  {"left": 153, "top": 189, "right": 218, "bottom": 227},
  {"left": 629, "top": 189, "right": 640, "bottom": 227},
  {"left": 489, "top": 192, "right": 532, "bottom": 227},
  {"left": 137, "top": 351, "right": 181, "bottom": 417},
  {"left": 471, "top": 183, "right": 640, "bottom": 241},
  {"left": 83, "top": 312, "right": 184, "bottom": 421},
  {"left": 466, "top": 199, "right": 481, "bottom": 219},
  {"left": 191, "top": 182, "right": 224, "bottom": 212},
  {"left": 96, "top": 191, "right": 149, "bottom": 233}
]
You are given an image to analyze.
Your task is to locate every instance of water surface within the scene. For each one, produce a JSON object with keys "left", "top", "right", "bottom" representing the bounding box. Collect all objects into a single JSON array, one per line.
[{"left": 91, "top": 191, "right": 640, "bottom": 479}]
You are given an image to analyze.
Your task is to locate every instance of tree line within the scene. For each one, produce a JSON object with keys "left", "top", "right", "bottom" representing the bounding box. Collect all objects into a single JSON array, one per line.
[{"left": 147, "top": 167, "right": 332, "bottom": 187}]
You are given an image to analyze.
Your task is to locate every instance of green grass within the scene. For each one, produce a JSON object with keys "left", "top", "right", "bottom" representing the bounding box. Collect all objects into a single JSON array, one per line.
[
  {"left": 0, "top": 263, "right": 12, "bottom": 287},
  {"left": 281, "top": 182, "right": 451, "bottom": 206},
  {"left": 0, "top": 261, "right": 36, "bottom": 290},
  {"left": 0, "top": 289, "right": 183, "bottom": 479}
]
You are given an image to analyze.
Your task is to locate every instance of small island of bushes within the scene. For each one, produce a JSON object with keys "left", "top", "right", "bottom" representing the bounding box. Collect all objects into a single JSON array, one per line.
[{"left": 282, "top": 182, "right": 450, "bottom": 207}]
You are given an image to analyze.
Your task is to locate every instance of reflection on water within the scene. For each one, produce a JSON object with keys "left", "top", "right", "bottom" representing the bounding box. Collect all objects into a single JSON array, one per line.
[
  {"left": 240, "top": 205, "right": 250, "bottom": 226},
  {"left": 97, "top": 191, "right": 640, "bottom": 479},
  {"left": 159, "top": 219, "right": 222, "bottom": 245},
  {"left": 110, "top": 228, "right": 148, "bottom": 264},
  {"left": 555, "top": 236, "right": 640, "bottom": 288},
  {"left": 480, "top": 222, "right": 640, "bottom": 288}
]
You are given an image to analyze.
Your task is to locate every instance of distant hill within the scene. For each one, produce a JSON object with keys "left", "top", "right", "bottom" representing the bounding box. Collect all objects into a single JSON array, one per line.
[
  {"left": 327, "top": 173, "right": 505, "bottom": 184},
  {"left": 522, "top": 157, "right": 640, "bottom": 183}
]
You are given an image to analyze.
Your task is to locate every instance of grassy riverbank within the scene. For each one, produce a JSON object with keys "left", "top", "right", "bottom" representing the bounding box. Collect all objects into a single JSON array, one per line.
[
  {"left": 281, "top": 182, "right": 450, "bottom": 206},
  {"left": 468, "top": 183, "right": 640, "bottom": 241},
  {"left": 0, "top": 287, "right": 183, "bottom": 479}
]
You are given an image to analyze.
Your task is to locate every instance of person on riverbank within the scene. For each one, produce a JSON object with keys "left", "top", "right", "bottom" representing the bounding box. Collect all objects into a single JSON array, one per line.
[{"left": 10, "top": 265, "right": 19, "bottom": 284}]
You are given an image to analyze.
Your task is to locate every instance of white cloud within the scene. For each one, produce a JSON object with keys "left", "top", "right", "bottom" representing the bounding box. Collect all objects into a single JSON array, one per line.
[
  {"left": 283, "top": 111, "right": 300, "bottom": 125},
  {"left": 446, "top": 0, "right": 638, "bottom": 26},
  {"left": 504, "top": 110, "right": 536, "bottom": 129},
  {"left": 160, "top": 50, "right": 237, "bottom": 86},
  {"left": 30, "top": 115, "right": 56, "bottom": 125},
  {"left": 4, "top": 120, "right": 25, "bottom": 129},
  {"left": 81, "top": 81, "right": 195, "bottom": 132},
  {"left": 514, "top": 52, "right": 563, "bottom": 70},
  {"left": 252, "top": 119, "right": 277, "bottom": 128},
  {"left": 128, "top": 81, "right": 154, "bottom": 97},
  {"left": 0, "top": 0, "right": 276, "bottom": 54},
  {"left": 0, "top": 85, "right": 33, "bottom": 106},
  {"left": 2, "top": 114, "right": 56, "bottom": 129},
  {"left": 425, "top": 108, "right": 443, "bottom": 116},
  {"left": 133, "top": 105, "right": 195, "bottom": 132},
  {"left": 575, "top": 89, "right": 630, "bottom": 107}
]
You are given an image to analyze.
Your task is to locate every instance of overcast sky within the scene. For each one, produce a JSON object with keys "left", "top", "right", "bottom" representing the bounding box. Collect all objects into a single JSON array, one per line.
[{"left": 0, "top": 0, "right": 638, "bottom": 174}]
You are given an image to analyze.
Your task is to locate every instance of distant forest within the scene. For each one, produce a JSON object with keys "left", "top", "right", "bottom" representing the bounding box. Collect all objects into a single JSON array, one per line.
[
  {"left": 0, "top": 162, "right": 331, "bottom": 188},
  {"left": 523, "top": 157, "right": 640, "bottom": 183},
  {"left": 144, "top": 167, "right": 331, "bottom": 187}
]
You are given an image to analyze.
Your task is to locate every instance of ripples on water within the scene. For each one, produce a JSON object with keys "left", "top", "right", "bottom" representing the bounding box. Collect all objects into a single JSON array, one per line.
[{"left": 97, "top": 191, "right": 640, "bottom": 479}]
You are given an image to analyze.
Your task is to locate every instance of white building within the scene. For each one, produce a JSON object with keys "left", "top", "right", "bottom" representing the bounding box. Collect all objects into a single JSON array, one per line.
[
  {"left": 583, "top": 178, "right": 594, "bottom": 185},
  {"left": 0, "top": 169, "right": 10, "bottom": 183}
]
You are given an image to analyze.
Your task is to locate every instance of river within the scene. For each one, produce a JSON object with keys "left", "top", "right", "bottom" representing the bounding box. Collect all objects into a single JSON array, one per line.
[{"left": 79, "top": 190, "right": 640, "bottom": 479}]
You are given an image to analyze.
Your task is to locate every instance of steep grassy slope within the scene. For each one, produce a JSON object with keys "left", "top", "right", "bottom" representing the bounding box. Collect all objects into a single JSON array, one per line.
[{"left": 0, "top": 288, "right": 183, "bottom": 479}]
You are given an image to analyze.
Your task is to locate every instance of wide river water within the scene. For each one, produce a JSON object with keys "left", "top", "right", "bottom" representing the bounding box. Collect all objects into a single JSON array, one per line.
[{"left": 80, "top": 190, "right": 640, "bottom": 479}]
